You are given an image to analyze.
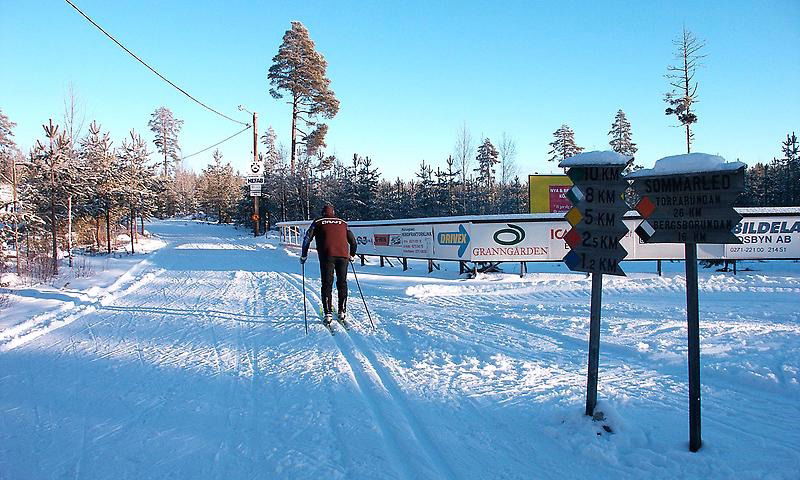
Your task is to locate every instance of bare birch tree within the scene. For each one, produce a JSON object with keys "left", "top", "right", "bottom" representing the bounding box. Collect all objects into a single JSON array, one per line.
[{"left": 498, "top": 132, "right": 518, "bottom": 184}]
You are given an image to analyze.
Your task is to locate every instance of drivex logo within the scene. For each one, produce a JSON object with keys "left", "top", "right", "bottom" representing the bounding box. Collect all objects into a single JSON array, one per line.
[{"left": 437, "top": 224, "right": 470, "bottom": 257}]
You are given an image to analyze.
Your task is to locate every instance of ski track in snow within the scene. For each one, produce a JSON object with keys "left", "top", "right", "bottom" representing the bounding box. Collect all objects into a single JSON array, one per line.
[
  {"left": 279, "top": 270, "right": 457, "bottom": 480},
  {"left": 1, "top": 221, "right": 798, "bottom": 479}
]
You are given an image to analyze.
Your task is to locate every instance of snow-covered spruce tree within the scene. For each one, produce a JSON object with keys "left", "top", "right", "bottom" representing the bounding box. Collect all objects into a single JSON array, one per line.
[
  {"left": 664, "top": 27, "right": 706, "bottom": 153},
  {"left": 608, "top": 109, "right": 640, "bottom": 171},
  {"left": 268, "top": 21, "right": 339, "bottom": 172},
  {"left": 547, "top": 124, "right": 583, "bottom": 163}
]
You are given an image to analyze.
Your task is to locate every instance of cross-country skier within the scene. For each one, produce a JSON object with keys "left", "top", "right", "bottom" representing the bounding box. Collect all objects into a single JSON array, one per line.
[{"left": 300, "top": 203, "right": 358, "bottom": 325}]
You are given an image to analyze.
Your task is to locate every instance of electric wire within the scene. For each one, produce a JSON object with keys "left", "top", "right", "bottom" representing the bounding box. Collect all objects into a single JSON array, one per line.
[
  {"left": 180, "top": 125, "right": 252, "bottom": 161},
  {"left": 64, "top": 0, "right": 249, "bottom": 127}
]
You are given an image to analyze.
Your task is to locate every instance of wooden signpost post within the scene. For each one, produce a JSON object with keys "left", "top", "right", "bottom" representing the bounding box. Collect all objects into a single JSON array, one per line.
[
  {"left": 628, "top": 154, "right": 746, "bottom": 452},
  {"left": 559, "top": 151, "right": 632, "bottom": 417}
]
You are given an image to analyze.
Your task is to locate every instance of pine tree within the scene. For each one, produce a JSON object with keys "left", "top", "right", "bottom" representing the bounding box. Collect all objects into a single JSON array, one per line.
[
  {"left": 116, "top": 130, "right": 155, "bottom": 253},
  {"left": 21, "top": 120, "right": 74, "bottom": 273},
  {"left": 608, "top": 109, "right": 640, "bottom": 171},
  {"left": 664, "top": 27, "right": 706, "bottom": 153},
  {"left": 147, "top": 107, "right": 183, "bottom": 177},
  {"left": 261, "top": 126, "right": 280, "bottom": 173},
  {"left": 474, "top": 138, "right": 499, "bottom": 188},
  {"left": 414, "top": 160, "right": 436, "bottom": 217},
  {"left": 548, "top": 124, "right": 583, "bottom": 162},
  {"left": 473, "top": 138, "right": 500, "bottom": 213},
  {"left": 80, "top": 121, "right": 121, "bottom": 253},
  {"left": 781, "top": 132, "right": 799, "bottom": 205},
  {"left": 199, "top": 150, "right": 241, "bottom": 223},
  {"left": 356, "top": 156, "right": 380, "bottom": 220},
  {"left": 441, "top": 155, "right": 460, "bottom": 216},
  {"left": 0, "top": 108, "right": 16, "bottom": 160},
  {"left": 268, "top": 21, "right": 339, "bottom": 171}
]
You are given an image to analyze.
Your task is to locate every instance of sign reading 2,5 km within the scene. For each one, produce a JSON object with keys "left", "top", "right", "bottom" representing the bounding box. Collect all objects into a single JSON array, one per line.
[{"left": 559, "top": 152, "right": 632, "bottom": 276}]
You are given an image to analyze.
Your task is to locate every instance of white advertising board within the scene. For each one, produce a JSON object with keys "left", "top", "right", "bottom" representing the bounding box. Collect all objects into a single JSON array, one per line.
[
  {"left": 725, "top": 216, "right": 800, "bottom": 259},
  {"left": 350, "top": 225, "right": 435, "bottom": 258},
  {"left": 279, "top": 210, "right": 800, "bottom": 262}
]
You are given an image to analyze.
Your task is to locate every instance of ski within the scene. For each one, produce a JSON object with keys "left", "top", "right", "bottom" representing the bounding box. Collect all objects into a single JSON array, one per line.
[
  {"left": 322, "top": 316, "right": 335, "bottom": 335},
  {"left": 336, "top": 317, "right": 351, "bottom": 331}
]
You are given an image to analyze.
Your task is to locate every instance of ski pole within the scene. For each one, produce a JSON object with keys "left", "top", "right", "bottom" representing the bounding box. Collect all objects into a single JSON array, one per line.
[
  {"left": 350, "top": 260, "right": 376, "bottom": 331},
  {"left": 301, "top": 263, "right": 309, "bottom": 335}
]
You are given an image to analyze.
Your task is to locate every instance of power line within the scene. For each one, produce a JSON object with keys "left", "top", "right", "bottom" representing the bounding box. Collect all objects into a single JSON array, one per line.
[
  {"left": 64, "top": 0, "right": 249, "bottom": 127},
  {"left": 181, "top": 125, "right": 252, "bottom": 161}
]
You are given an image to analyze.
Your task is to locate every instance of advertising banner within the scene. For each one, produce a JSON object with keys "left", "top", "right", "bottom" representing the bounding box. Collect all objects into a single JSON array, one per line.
[
  {"left": 469, "top": 222, "right": 554, "bottom": 262},
  {"left": 280, "top": 210, "right": 800, "bottom": 262},
  {"left": 529, "top": 175, "right": 573, "bottom": 213},
  {"left": 350, "top": 224, "right": 434, "bottom": 259},
  {"left": 432, "top": 223, "right": 473, "bottom": 261},
  {"left": 725, "top": 216, "right": 800, "bottom": 259}
]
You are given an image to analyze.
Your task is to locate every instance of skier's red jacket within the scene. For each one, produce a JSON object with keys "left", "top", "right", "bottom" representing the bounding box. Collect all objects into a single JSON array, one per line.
[{"left": 301, "top": 217, "right": 357, "bottom": 259}]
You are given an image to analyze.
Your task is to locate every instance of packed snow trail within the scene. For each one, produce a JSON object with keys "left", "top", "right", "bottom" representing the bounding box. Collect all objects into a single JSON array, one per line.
[{"left": 1, "top": 221, "right": 798, "bottom": 479}]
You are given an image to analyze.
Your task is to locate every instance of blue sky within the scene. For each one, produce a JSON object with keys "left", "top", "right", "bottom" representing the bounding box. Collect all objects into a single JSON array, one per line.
[{"left": 2, "top": 0, "right": 798, "bottom": 179}]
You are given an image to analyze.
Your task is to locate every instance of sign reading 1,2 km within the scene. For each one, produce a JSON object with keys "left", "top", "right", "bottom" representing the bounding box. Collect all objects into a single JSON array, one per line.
[{"left": 558, "top": 152, "right": 632, "bottom": 276}]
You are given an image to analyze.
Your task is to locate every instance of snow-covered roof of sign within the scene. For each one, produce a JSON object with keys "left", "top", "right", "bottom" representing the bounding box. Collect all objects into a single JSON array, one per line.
[
  {"left": 627, "top": 153, "right": 746, "bottom": 178},
  {"left": 558, "top": 151, "right": 632, "bottom": 168}
]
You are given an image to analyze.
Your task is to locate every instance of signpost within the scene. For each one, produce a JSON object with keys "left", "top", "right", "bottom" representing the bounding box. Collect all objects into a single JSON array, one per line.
[
  {"left": 249, "top": 112, "right": 261, "bottom": 236},
  {"left": 559, "top": 151, "right": 632, "bottom": 417},
  {"left": 628, "top": 153, "right": 746, "bottom": 452}
]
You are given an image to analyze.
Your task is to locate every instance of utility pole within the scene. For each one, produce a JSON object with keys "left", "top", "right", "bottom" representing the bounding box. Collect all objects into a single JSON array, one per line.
[{"left": 253, "top": 112, "right": 260, "bottom": 237}]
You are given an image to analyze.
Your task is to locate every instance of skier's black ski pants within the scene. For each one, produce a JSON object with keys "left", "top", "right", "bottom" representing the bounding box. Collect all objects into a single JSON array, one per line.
[{"left": 319, "top": 256, "right": 348, "bottom": 314}]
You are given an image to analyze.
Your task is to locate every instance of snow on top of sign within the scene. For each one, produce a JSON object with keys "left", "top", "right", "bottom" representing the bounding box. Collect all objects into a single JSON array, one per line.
[
  {"left": 627, "top": 153, "right": 746, "bottom": 178},
  {"left": 558, "top": 151, "right": 632, "bottom": 168}
]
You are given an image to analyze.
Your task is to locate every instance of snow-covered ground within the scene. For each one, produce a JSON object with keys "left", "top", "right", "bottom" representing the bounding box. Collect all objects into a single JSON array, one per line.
[{"left": 1, "top": 220, "right": 798, "bottom": 479}]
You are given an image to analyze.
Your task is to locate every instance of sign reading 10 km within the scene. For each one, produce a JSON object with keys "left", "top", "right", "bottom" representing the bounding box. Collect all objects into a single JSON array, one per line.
[{"left": 559, "top": 152, "right": 633, "bottom": 276}]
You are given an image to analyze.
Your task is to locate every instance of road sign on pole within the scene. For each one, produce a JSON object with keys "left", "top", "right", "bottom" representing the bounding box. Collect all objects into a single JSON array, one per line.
[
  {"left": 627, "top": 153, "right": 746, "bottom": 453},
  {"left": 560, "top": 160, "right": 631, "bottom": 277},
  {"left": 559, "top": 151, "right": 633, "bottom": 418}
]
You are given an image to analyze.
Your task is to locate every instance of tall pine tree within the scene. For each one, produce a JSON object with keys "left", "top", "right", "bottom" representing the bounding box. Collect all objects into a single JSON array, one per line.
[
  {"left": 268, "top": 22, "right": 339, "bottom": 171},
  {"left": 548, "top": 124, "right": 583, "bottom": 162}
]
